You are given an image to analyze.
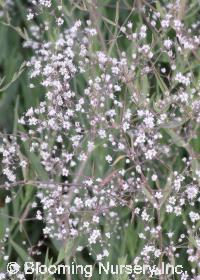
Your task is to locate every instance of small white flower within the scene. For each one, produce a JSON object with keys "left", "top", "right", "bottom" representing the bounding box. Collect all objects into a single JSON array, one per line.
[
  {"left": 151, "top": 174, "right": 158, "bottom": 181},
  {"left": 105, "top": 155, "right": 112, "bottom": 164},
  {"left": 5, "top": 196, "right": 11, "bottom": 204}
]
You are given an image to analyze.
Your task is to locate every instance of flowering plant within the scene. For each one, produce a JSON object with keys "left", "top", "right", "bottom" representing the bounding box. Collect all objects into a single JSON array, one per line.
[{"left": 0, "top": 1, "right": 200, "bottom": 279}]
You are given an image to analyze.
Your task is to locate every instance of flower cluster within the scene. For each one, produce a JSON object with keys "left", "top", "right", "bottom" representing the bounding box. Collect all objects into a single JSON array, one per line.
[{"left": 0, "top": 0, "right": 200, "bottom": 279}]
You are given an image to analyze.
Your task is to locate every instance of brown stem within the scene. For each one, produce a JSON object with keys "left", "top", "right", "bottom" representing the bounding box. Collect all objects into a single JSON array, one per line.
[
  {"left": 87, "top": 0, "right": 107, "bottom": 53},
  {"left": 157, "top": 207, "right": 164, "bottom": 280}
]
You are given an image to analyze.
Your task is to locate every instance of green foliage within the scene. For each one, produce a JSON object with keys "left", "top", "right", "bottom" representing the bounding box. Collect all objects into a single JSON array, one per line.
[{"left": 0, "top": 1, "right": 200, "bottom": 279}]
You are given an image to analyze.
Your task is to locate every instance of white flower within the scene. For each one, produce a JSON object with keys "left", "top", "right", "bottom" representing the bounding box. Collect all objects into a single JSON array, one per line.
[
  {"left": 56, "top": 17, "right": 64, "bottom": 26},
  {"left": 27, "top": 12, "right": 34, "bottom": 21},
  {"left": 5, "top": 196, "right": 11, "bottom": 204},
  {"left": 97, "top": 254, "right": 103, "bottom": 261},
  {"left": 175, "top": 72, "right": 190, "bottom": 86},
  {"left": 56, "top": 207, "right": 64, "bottom": 215},
  {"left": 141, "top": 210, "right": 149, "bottom": 221},
  {"left": 154, "top": 249, "right": 161, "bottom": 257},
  {"left": 145, "top": 149, "right": 156, "bottom": 160},
  {"left": 185, "top": 185, "right": 198, "bottom": 200},
  {"left": 77, "top": 246, "right": 83, "bottom": 252},
  {"left": 122, "top": 122, "right": 130, "bottom": 132},
  {"left": 98, "top": 129, "right": 106, "bottom": 139},
  {"left": 151, "top": 174, "right": 158, "bottom": 181},
  {"left": 155, "top": 192, "right": 163, "bottom": 199},
  {"left": 164, "top": 39, "right": 172, "bottom": 49},
  {"left": 87, "top": 141, "right": 95, "bottom": 152},
  {"left": 3, "top": 255, "right": 9, "bottom": 261},
  {"left": 166, "top": 205, "right": 173, "bottom": 213},
  {"left": 105, "top": 155, "right": 112, "bottom": 164},
  {"left": 189, "top": 211, "right": 200, "bottom": 223},
  {"left": 167, "top": 232, "right": 174, "bottom": 238},
  {"left": 88, "top": 230, "right": 101, "bottom": 244}
]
